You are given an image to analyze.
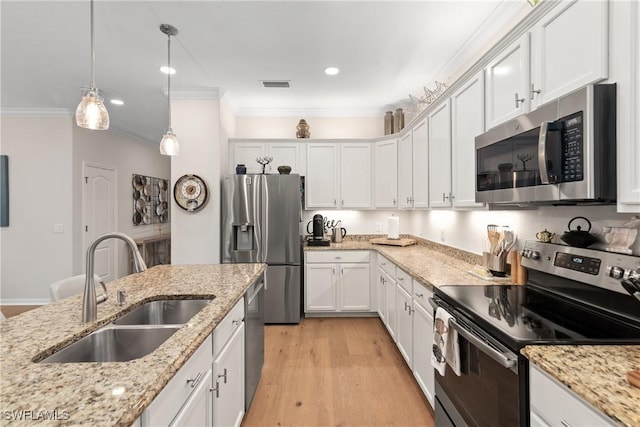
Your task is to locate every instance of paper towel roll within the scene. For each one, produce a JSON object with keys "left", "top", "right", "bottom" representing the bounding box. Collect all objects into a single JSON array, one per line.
[{"left": 388, "top": 216, "right": 399, "bottom": 239}]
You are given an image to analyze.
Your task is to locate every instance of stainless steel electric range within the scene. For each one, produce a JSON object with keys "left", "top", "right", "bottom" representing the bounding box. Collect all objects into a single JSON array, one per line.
[{"left": 430, "top": 241, "right": 640, "bottom": 427}]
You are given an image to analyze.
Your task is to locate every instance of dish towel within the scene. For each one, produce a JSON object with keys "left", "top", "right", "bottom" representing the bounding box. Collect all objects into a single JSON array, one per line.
[{"left": 431, "top": 307, "right": 461, "bottom": 376}]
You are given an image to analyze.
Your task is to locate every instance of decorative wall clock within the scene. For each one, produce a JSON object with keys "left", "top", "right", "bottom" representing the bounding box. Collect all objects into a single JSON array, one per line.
[{"left": 174, "top": 174, "right": 208, "bottom": 212}]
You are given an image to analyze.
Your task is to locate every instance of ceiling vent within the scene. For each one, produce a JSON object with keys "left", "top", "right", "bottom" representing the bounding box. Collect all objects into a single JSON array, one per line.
[{"left": 261, "top": 80, "right": 291, "bottom": 88}]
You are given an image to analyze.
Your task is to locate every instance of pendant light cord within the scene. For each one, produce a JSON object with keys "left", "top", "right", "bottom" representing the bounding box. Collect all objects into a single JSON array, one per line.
[
  {"left": 167, "top": 34, "right": 172, "bottom": 129},
  {"left": 90, "top": 0, "right": 95, "bottom": 89}
]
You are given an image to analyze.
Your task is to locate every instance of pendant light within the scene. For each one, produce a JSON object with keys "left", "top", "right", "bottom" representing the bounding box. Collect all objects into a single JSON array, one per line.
[
  {"left": 159, "top": 24, "right": 179, "bottom": 156},
  {"left": 75, "top": 0, "right": 109, "bottom": 130}
]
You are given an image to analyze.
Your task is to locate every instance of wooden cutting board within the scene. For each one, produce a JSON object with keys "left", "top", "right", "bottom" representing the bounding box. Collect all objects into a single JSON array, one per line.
[
  {"left": 627, "top": 370, "right": 640, "bottom": 389},
  {"left": 369, "top": 238, "right": 417, "bottom": 247}
]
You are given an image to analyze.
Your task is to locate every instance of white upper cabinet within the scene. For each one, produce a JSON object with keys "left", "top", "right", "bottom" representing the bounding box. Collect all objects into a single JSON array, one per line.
[
  {"left": 375, "top": 138, "right": 398, "bottom": 208},
  {"left": 268, "top": 142, "right": 305, "bottom": 175},
  {"left": 428, "top": 100, "right": 452, "bottom": 208},
  {"left": 340, "top": 143, "right": 372, "bottom": 208},
  {"left": 485, "top": 34, "right": 530, "bottom": 129},
  {"left": 451, "top": 70, "right": 485, "bottom": 208},
  {"left": 230, "top": 141, "right": 305, "bottom": 174},
  {"left": 397, "top": 132, "right": 413, "bottom": 208},
  {"left": 306, "top": 143, "right": 338, "bottom": 208},
  {"left": 530, "top": 0, "right": 608, "bottom": 109},
  {"left": 230, "top": 142, "right": 266, "bottom": 174},
  {"left": 412, "top": 119, "right": 429, "bottom": 208}
]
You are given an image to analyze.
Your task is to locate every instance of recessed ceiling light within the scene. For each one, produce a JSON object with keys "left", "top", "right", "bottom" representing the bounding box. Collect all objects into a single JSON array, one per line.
[
  {"left": 324, "top": 67, "right": 340, "bottom": 76},
  {"left": 160, "top": 66, "right": 176, "bottom": 75},
  {"left": 110, "top": 99, "right": 124, "bottom": 106}
]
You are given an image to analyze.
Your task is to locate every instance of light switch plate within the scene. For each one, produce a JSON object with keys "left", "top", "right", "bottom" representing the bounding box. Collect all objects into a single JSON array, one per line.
[{"left": 54, "top": 224, "right": 63, "bottom": 233}]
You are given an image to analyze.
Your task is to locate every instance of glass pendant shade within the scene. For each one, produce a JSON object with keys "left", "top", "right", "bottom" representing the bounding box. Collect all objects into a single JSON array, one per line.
[
  {"left": 75, "top": 88, "right": 110, "bottom": 130},
  {"left": 159, "top": 128, "right": 180, "bottom": 156}
]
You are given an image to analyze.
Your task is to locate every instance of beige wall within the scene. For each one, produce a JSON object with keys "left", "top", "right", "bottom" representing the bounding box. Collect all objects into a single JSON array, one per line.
[
  {"left": 1, "top": 116, "right": 74, "bottom": 303},
  {"left": 235, "top": 116, "right": 383, "bottom": 139}
]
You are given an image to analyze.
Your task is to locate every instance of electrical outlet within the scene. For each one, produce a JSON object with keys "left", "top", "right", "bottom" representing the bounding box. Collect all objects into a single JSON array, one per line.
[
  {"left": 440, "top": 228, "right": 445, "bottom": 242},
  {"left": 54, "top": 224, "right": 63, "bottom": 233},
  {"left": 375, "top": 223, "right": 382, "bottom": 232}
]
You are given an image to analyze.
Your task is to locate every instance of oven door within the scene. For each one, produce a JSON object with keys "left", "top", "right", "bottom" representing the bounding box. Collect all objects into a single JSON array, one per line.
[{"left": 432, "top": 306, "right": 523, "bottom": 427}]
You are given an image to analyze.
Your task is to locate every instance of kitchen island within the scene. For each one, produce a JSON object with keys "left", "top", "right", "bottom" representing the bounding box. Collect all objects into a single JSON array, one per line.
[{"left": 0, "top": 263, "right": 265, "bottom": 426}]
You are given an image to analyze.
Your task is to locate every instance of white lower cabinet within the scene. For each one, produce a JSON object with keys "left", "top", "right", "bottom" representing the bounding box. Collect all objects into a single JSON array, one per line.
[
  {"left": 529, "top": 363, "right": 615, "bottom": 427},
  {"left": 383, "top": 272, "right": 397, "bottom": 339},
  {"left": 412, "top": 281, "right": 434, "bottom": 407},
  {"left": 213, "top": 323, "right": 245, "bottom": 427},
  {"left": 376, "top": 266, "right": 386, "bottom": 322},
  {"left": 141, "top": 298, "right": 246, "bottom": 427},
  {"left": 305, "top": 251, "right": 372, "bottom": 314},
  {"left": 395, "top": 284, "right": 413, "bottom": 367}
]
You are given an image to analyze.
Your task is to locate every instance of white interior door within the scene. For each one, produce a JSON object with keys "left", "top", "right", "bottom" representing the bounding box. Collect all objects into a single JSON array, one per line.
[{"left": 83, "top": 163, "right": 116, "bottom": 283}]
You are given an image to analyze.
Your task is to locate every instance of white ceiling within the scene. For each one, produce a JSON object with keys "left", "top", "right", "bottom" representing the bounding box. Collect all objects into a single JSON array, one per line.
[{"left": 1, "top": 1, "right": 527, "bottom": 144}]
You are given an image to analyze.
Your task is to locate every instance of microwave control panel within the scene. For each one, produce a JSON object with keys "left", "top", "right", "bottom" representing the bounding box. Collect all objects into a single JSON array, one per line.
[{"left": 560, "top": 112, "right": 583, "bottom": 182}]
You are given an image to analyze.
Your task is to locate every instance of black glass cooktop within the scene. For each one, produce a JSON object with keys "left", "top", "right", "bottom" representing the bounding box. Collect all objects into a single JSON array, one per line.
[{"left": 434, "top": 273, "right": 640, "bottom": 352}]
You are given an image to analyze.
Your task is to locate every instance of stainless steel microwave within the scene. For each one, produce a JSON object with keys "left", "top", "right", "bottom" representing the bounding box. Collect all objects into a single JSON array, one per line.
[{"left": 475, "top": 84, "right": 616, "bottom": 205}]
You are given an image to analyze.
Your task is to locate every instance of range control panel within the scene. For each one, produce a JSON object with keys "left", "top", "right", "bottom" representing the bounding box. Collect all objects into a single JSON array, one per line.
[{"left": 521, "top": 241, "right": 640, "bottom": 295}]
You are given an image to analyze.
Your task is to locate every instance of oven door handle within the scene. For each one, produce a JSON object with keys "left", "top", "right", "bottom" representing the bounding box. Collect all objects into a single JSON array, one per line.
[{"left": 448, "top": 318, "right": 517, "bottom": 370}]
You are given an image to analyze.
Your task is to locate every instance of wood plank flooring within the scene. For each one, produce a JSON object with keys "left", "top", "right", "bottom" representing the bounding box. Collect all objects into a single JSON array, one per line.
[{"left": 242, "top": 317, "right": 435, "bottom": 427}]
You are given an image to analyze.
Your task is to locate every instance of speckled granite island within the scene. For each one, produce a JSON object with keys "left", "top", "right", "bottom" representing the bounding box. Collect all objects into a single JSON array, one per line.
[
  {"left": 0, "top": 263, "right": 265, "bottom": 426},
  {"left": 523, "top": 345, "right": 640, "bottom": 427}
]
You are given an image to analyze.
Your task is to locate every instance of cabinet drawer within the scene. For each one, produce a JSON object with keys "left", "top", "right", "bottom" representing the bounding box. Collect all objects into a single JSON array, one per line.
[
  {"left": 214, "top": 298, "right": 245, "bottom": 356},
  {"left": 377, "top": 255, "right": 397, "bottom": 279},
  {"left": 412, "top": 281, "right": 433, "bottom": 311},
  {"left": 146, "top": 334, "right": 213, "bottom": 427},
  {"left": 397, "top": 269, "right": 413, "bottom": 294},
  {"left": 529, "top": 364, "right": 615, "bottom": 427},
  {"left": 306, "top": 250, "right": 370, "bottom": 264}
]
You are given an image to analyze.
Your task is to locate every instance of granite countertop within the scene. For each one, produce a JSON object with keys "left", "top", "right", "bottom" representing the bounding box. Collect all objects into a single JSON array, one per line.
[
  {"left": 522, "top": 345, "right": 640, "bottom": 427},
  {"left": 304, "top": 236, "right": 504, "bottom": 290},
  {"left": 0, "top": 263, "right": 265, "bottom": 426}
]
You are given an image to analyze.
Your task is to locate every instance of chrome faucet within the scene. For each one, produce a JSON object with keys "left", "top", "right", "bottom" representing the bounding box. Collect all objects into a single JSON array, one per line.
[{"left": 82, "top": 232, "right": 147, "bottom": 323}]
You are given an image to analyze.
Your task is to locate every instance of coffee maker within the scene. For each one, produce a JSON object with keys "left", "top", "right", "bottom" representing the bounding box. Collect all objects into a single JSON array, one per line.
[{"left": 306, "top": 214, "right": 330, "bottom": 246}]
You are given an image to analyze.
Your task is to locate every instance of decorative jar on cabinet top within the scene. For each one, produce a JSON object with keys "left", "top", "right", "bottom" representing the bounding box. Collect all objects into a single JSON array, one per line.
[{"left": 296, "top": 119, "right": 310, "bottom": 138}]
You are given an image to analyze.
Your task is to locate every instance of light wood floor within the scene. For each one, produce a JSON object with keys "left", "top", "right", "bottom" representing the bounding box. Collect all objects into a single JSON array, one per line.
[{"left": 242, "top": 317, "right": 435, "bottom": 427}]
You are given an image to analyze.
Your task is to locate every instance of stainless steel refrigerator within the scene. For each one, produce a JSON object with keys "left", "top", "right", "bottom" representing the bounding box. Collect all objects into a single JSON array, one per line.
[{"left": 221, "top": 174, "right": 301, "bottom": 324}]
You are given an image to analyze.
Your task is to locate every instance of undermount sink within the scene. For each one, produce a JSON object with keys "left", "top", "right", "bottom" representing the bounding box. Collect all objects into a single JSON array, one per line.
[
  {"left": 113, "top": 299, "right": 213, "bottom": 325},
  {"left": 38, "top": 298, "right": 213, "bottom": 364},
  {"left": 40, "top": 325, "right": 180, "bottom": 363}
]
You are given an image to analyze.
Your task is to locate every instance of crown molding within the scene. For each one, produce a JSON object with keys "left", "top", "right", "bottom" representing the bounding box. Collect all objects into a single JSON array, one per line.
[
  {"left": 0, "top": 108, "right": 72, "bottom": 118},
  {"left": 236, "top": 106, "right": 383, "bottom": 118},
  {"left": 220, "top": 91, "right": 240, "bottom": 116},
  {"left": 108, "top": 126, "right": 160, "bottom": 150}
]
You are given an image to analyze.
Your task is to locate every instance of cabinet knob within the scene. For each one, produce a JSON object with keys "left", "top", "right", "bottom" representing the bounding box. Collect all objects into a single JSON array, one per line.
[{"left": 218, "top": 368, "right": 228, "bottom": 384}]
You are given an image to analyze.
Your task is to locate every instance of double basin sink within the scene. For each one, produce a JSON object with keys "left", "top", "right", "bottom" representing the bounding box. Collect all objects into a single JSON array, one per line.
[{"left": 40, "top": 299, "right": 213, "bottom": 364}]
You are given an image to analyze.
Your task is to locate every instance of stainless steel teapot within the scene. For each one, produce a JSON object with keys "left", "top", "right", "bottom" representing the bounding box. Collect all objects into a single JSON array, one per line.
[{"left": 332, "top": 226, "right": 347, "bottom": 243}]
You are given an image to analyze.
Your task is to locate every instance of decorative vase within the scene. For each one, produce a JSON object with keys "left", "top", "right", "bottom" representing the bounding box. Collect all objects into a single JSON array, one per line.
[
  {"left": 384, "top": 111, "right": 394, "bottom": 135},
  {"left": 235, "top": 164, "right": 246, "bottom": 174},
  {"left": 296, "top": 119, "right": 310, "bottom": 138},
  {"left": 393, "top": 108, "right": 405, "bottom": 133}
]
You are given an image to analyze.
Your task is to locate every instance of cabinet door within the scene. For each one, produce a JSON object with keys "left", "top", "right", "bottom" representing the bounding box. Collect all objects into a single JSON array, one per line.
[
  {"left": 412, "top": 302, "right": 435, "bottom": 408},
  {"left": 412, "top": 119, "right": 429, "bottom": 208},
  {"left": 531, "top": 0, "right": 608, "bottom": 109},
  {"left": 428, "top": 100, "right": 452, "bottom": 208},
  {"left": 213, "top": 324, "right": 245, "bottom": 427},
  {"left": 305, "top": 263, "right": 337, "bottom": 311},
  {"left": 340, "top": 263, "right": 370, "bottom": 311},
  {"left": 384, "top": 275, "right": 397, "bottom": 339},
  {"left": 377, "top": 267, "right": 386, "bottom": 321},
  {"left": 451, "top": 70, "right": 485, "bottom": 208},
  {"left": 268, "top": 142, "right": 303, "bottom": 175},
  {"left": 397, "top": 132, "right": 413, "bottom": 208},
  {"left": 485, "top": 34, "right": 530, "bottom": 129},
  {"left": 231, "top": 143, "right": 266, "bottom": 174},
  {"left": 395, "top": 285, "right": 413, "bottom": 367},
  {"left": 341, "top": 143, "right": 372, "bottom": 208},
  {"left": 306, "top": 143, "right": 338, "bottom": 208},
  {"left": 374, "top": 139, "right": 398, "bottom": 208},
  {"left": 170, "top": 370, "right": 213, "bottom": 427}
]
